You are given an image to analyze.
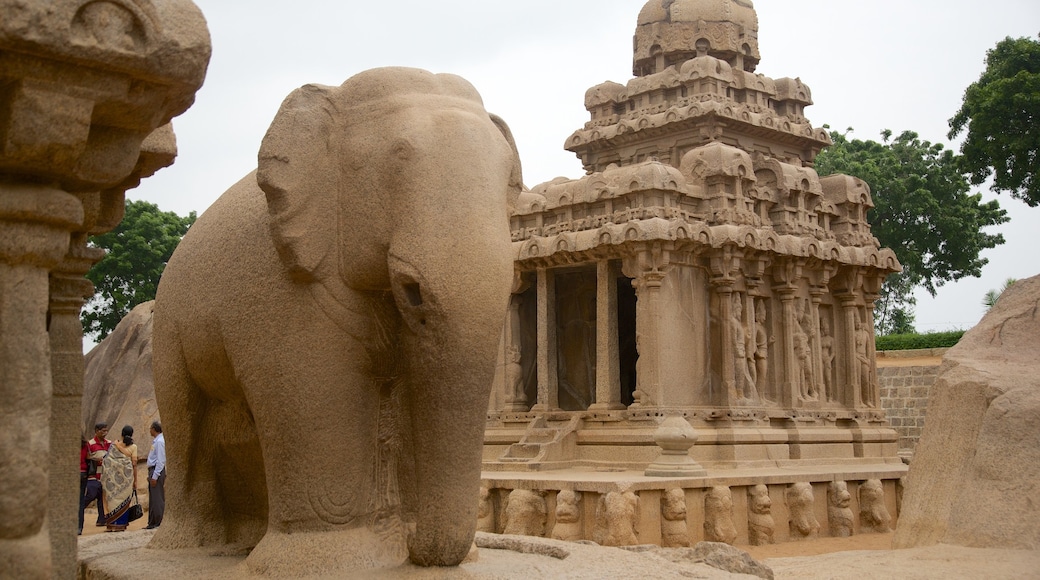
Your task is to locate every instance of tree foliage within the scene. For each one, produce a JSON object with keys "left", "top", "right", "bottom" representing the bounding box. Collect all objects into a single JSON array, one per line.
[
  {"left": 949, "top": 35, "right": 1040, "bottom": 207},
  {"left": 814, "top": 129, "right": 1008, "bottom": 333},
  {"left": 82, "top": 200, "right": 196, "bottom": 341}
]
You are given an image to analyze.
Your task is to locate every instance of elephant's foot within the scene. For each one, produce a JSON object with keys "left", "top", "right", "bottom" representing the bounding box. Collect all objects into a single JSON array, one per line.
[{"left": 246, "top": 525, "right": 408, "bottom": 576}]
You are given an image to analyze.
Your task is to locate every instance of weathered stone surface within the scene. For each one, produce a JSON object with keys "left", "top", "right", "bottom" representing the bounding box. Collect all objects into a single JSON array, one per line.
[
  {"left": 894, "top": 274, "right": 1040, "bottom": 550},
  {"left": 0, "top": 1, "right": 208, "bottom": 577},
  {"left": 82, "top": 301, "right": 158, "bottom": 458},
  {"left": 150, "top": 67, "right": 521, "bottom": 575},
  {"left": 692, "top": 541, "right": 774, "bottom": 580}
]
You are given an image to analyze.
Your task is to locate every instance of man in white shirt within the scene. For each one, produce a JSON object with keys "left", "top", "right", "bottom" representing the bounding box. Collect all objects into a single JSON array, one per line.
[{"left": 145, "top": 421, "right": 166, "bottom": 529}]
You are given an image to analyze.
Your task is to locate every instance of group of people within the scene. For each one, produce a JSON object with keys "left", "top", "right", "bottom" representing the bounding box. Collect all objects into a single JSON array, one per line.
[{"left": 79, "top": 420, "right": 166, "bottom": 534}]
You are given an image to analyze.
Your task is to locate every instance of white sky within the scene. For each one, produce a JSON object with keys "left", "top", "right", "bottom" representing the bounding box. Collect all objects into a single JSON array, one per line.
[{"left": 130, "top": 0, "right": 1040, "bottom": 334}]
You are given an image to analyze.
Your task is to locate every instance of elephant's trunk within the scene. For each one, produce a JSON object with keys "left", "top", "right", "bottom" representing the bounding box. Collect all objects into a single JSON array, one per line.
[{"left": 378, "top": 104, "right": 516, "bottom": 566}]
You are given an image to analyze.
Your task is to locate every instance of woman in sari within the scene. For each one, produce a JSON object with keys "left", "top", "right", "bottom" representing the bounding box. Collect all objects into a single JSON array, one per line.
[{"left": 101, "top": 425, "right": 138, "bottom": 531}]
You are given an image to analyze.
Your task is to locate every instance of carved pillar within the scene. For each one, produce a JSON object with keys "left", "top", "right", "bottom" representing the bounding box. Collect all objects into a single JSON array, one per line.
[
  {"left": 622, "top": 244, "right": 677, "bottom": 408},
  {"left": 808, "top": 288, "right": 825, "bottom": 401},
  {"left": 777, "top": 288, "right": 798, "bottom": 405},
  {"left": 0, "top": 4, "right": 210, "bottom": 576},
  {"left": 838, "top": 294, "right": 860, "bottom": 407},
  {"left": 47, "top": 234, "right": 103, "bottom": 573},
  {"left": 709, "top": 247, "right": 741, "bottom": 405},
  {"left": 0, "top": 185, "right": 82, "bottom": 579},
  {"left": 591, "top": 260, "right": 624, "bottom": 411},
  {"left": 532, "top": 267, "right": 559, "bottom": 411}
]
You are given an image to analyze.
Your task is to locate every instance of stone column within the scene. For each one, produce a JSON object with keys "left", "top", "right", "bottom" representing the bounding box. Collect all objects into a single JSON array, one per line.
[
  {"left": 0, "top": 185, "right": 82, "bottom": 579},
  {"left": 0, "top": 3, "right": 210, "bottom": 576},
  {"left": 838, "top": 294, "right": 860, "bottom": 407},
  {"left": 590, "top": 260, "right": 624, "bottom": 411},
  {"left": 808, "top": 288, "right": 825, "bottom": 400},
  {"left": 632, "top": 270, "right": 666, "bottom": 406},
  {"left": 532, "top": 267, "right": 559, "bottom": 411},
  {"left": 776, "top": 288, "right": 799, "bottom": 406},
  {"left": 712, "top": 281, "right": 736, "bottom": 401},
  {"left": 48, "top": 234, "right": 103, "bottom": 574}
]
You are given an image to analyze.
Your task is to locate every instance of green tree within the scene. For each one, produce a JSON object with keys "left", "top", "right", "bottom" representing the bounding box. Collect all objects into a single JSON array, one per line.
[
  {"left": 82, "top": 199, "right": 196, "bottom": 341},
  {"left": 815, "top": 129, "right": 1008, "bottom": 334},
  {"left": 949, "top": 35, "right": 1040, "bottom": 207}
]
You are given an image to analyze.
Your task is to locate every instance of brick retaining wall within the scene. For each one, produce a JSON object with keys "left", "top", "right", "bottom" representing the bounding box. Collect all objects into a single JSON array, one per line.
[{"left": 877, "top": 354, "right": 944, "bottom": 454}]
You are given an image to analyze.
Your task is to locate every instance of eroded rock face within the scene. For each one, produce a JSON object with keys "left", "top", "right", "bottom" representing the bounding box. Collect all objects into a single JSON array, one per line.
[
  {"left": 894, "top": 274, "right": 1040, "bottom": 550},
  {"left": 82, "top": 301, "right": 158, "bottom": 458}
]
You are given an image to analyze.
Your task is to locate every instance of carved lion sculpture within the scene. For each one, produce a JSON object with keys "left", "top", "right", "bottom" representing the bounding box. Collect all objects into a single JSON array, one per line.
[
  {"left": 828, "top": 481, "right": 854, "bottom": 537},
  {"left": 786, "top": 482, "right": 820, "bottom": 540},
  {"left": 859, "top": 479, "right": 893, "bottom": 533}
]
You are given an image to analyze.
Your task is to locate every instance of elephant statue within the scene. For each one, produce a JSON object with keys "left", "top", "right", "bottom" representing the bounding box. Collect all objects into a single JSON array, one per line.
[{"left": 150, "top": 67, "right": 522, "bottom": 575}]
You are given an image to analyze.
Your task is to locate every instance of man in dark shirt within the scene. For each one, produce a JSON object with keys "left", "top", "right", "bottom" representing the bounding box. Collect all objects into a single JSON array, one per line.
[{"left": 80, "top": 422, "right": 111, "bottom": 528}]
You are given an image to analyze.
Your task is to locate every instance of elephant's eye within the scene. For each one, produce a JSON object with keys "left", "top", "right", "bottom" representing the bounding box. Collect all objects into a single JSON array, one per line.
[{"left": 391, "top": 139, "right": 415, "bottom": 161}]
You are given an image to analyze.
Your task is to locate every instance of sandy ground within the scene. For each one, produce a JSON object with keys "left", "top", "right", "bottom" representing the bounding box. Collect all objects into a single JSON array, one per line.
[
  {"left": 80, "top": 505, "right": 151, "bottom": 536},
  {"left": 79, "top": 524, "right": 1040, "bottom": 579}
]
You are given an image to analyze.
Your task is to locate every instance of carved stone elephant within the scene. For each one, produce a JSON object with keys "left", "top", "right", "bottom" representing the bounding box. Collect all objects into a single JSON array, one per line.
[{"left": 150, "top": 67, "right": 521, "bottom": 575}]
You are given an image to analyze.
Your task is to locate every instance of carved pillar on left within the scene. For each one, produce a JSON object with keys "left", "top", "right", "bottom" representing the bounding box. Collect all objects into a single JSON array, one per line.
[{"left": 0, "top": 3, "right": 210, "bottom": 577}]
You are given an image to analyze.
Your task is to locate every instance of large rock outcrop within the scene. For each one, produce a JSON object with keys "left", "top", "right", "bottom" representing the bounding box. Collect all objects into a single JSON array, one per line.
[
  {"left": 893, "top": 274, "right": 1040, "bottom": 549},
  {"left": 82, "top": 301, "right": 158, "bottom": 460}
]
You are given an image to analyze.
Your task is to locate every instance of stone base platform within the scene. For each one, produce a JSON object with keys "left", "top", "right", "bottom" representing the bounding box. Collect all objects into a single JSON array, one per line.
[{"left": 479, "top": 463, "right": 907, "bottom": 547}]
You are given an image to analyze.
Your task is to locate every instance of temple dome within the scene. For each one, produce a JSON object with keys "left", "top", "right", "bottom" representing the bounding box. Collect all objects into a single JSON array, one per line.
[{"left": 634, "top": 0, "right": 760, "bottom": 76}]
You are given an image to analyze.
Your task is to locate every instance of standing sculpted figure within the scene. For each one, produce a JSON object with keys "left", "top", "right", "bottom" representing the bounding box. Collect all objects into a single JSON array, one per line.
[
  {"left": 786, "top": 482, "right": 820, "bottom": 540},
  {"left": 661, "top": 489, "right": 691, "bottom": 548},
  {"left": 703, "top": 486, "right": 738, "bottom": 544},
  {"left": 503, "top": 344, "right": 526, "bottom": 409},
  {"left": 502, "top": 489, "right": 548, "bottom": 537},
  {"left": 753, "top": 302, "right": 772, "bottom": 403},
  {"left": 820, "top": 317, "right": 835, "bottom": 402},
  {"left": 856, "top": 321, "right": 877, "bottom": 407},
  {"left": 732, "top": 295, "right": 755, "bottom": 401},
  {"left": 796, "top": 300, "right": 817, "bottom": 400},
  {"left": 551, "top": 490, "right": 583, "bottom": 542},
  {"left": 858, "top": 480, "right": 892, "bottom": 533},
  {"left": 827, "top": 481, "right": 854, "bottom": 537},
  {"left": 747, "top": 484, "right": 775, "bottom": 545}
]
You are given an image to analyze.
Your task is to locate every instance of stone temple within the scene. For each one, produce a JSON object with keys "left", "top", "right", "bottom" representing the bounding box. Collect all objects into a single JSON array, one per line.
[{"left": 480, "top": 0, "right": 905, "bottom": 546}]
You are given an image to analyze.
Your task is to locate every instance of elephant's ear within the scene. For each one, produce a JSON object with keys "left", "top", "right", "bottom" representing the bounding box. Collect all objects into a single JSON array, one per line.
[
  {"left": 257, "top": 84, "right": 337, "bottom": 282},
  {"left": 489, "top": 113, "right": 524, "bottom": 212}
]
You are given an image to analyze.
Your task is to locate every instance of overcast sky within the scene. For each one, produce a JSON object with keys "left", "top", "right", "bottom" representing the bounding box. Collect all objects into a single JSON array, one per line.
[{"left": 130, "top": 0, "right": 1040, "bottom": 334}]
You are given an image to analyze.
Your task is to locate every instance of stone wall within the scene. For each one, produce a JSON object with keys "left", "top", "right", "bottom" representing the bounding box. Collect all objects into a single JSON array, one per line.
[{"left": 877, "top": 349, "right": 946, "bottom": 454}]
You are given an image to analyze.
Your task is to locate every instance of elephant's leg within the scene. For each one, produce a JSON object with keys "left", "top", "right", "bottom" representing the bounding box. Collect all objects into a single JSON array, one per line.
[
  {"left": 149, "top": 337, "right": 226, "bottom": 549},
  {"left": 239, "top": 332, "right": 409, "bottom": 575}
]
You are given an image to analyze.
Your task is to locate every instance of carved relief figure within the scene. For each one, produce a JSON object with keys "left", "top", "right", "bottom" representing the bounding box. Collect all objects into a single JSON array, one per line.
[
  {"left": 703, "top": 486, "right": 738, "bottom": 544},
  {"left": 661, "top": 488, "right": 691, "bottom": 548},
  {"left": 503, "top": 344, "right": 526, "bottom": 409},
  {"left": 503, "top": 489, "right": 548, "bottom": 537},
  {"left": 151, "top": 68, "right": 523, "bottom": 572},
  {"left": 856, "top": 321, "right": 877, "bottom": 407},
  {"left": 794, "top": 300, "right": 816, "bottom": 400},
  {"left": 732, "top": 294, "right": 756, "bottom": 401},
  {"left": 748, "top": 484, "right": 775, "bottom": 546},
  {"left": 820, "top": 316, "right": 835, "bottom": 402},
  {"left": 786, "top": 482, "right": 820, "bottom": 540},
  {"left": 476, "top": 486, "right": 495, "bottom": 533},
  {"left": 753, "top": 300, "right": 773, "bottom": 403},
  {"left": 827, "top": 481, "right": 854, "bottom": 537},
  {"left": 551, "top": 490, "right": 583, "bottom": 542},
  {"left": 858, "top": 480, "right": 892, "bottom": 533},
  {"left": 593, "top": 491, "right": 640, "bottom": 547}
]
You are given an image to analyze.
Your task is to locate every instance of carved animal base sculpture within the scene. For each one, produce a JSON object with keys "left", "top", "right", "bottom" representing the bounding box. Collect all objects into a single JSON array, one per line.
[{"left": 151, "top": 67, "right": 521, "bottom": 575}]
